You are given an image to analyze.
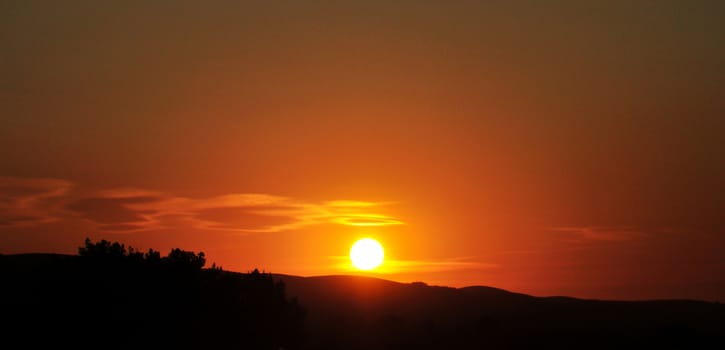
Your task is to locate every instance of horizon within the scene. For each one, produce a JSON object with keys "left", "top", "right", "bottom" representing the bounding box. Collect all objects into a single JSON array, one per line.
[
  {"left": 2, "top": 1, "right": 724, "bottom": 302},
  {"left": 4, "top": 247, "right": 723, "bottom": 303}
]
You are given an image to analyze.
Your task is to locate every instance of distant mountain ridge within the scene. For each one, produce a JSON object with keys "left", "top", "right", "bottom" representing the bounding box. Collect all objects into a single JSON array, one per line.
[
  {"left": 271, "top": 273, "right": 724, "bottom": 349},
  {"left": 3, "top": 252, "right": 724, "bottom": 349}
]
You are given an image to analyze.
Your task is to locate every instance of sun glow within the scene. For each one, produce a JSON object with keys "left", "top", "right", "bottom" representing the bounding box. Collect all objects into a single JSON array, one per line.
[{"left": 350, "top": 238, "right": 384, "bottom": 270}]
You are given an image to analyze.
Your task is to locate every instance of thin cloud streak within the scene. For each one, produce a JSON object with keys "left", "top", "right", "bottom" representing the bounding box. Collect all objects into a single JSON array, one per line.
[
  {"left": 0, "top": 176, "right": 72, "bottom": 227},
  {"left": 76, "top": 191, "right": 405, "bottom": 233},
  {"left": 329, "top": 255, "right": 496, "bottom": 273},
  {"left": 384, "top": 258, "right": 498, "bottom": 273},
  {"left": 0, "top": 177, "right": 404, "bottom": 233}
]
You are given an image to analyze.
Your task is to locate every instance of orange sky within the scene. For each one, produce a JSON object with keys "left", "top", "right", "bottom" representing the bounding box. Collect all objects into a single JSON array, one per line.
[{"left": 2, "top": 1, "right": 724, "bottom": 301}]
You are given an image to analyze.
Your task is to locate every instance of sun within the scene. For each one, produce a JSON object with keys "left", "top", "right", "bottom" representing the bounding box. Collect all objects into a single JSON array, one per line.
[{"left": 350, "top": 238, "right": 384, "bottom": 270}]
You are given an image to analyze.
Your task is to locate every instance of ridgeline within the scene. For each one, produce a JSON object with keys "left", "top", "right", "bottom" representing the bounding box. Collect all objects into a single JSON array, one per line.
[{"left": 2, "top": 239, "right": 724, "bottom": 349}]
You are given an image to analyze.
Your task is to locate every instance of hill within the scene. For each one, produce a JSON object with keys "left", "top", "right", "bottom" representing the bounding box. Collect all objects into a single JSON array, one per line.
[
  {"left": 1, "top": 250, "right": 304, "bottom": 350},
  {"left": 2, "top": 249, "right": 724, "bottom": 349},
  {"left": 273, "top": 274, "right": 725, "bottom": 349}
]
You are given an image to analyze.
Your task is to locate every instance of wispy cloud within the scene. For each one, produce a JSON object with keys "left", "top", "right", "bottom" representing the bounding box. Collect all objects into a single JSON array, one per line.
[
  {"left": 65, "top": 187, "right": 404, "bottom": 233},
  {"left": 329, "top": 255, "right": 496, "bottom": 273},
  {"left": 0, "top": 177, "right": 403, "bottom": 233},
  {"left": 546, "top": 226, "right": 648, "bottom": 242},
  {"left": 0, "top": 176, "right": 72, "bottom": 227},
  {"left": 0, "top": 176, "right": 405, "bottom": 233},
  {"left": 384, "top": 258, "right": 497, "bottom": 273}
]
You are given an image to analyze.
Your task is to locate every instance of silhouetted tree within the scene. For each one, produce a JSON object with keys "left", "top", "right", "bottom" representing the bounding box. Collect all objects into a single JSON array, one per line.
[
  {"left": 165, "top": 248, "right": 206, "bottom": 271},
  {"left": 145, "top": 248, "right": 161, "bottom": 264},
  {"left": 78, "top": 238, "right": 128, "bottom": 260},
  {"left": 68, "top": 238, "right": 305, "bottom": 349}
]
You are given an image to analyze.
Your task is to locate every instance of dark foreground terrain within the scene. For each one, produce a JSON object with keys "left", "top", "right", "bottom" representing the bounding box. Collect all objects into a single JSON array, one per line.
[
  {"left": 2, "top": 242, "right": 724, "bottom": 349},
  {"left": 1, "top": 242, "right": 304, "bottom": 350},
  {"left": 276, "top": 274, "right": 725, "bottom": 349}
]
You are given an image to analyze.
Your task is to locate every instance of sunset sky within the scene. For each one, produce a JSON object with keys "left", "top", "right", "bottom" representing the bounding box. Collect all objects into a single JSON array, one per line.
[{"left": 2, "top": 1, "right": 724, "bottom": 301}]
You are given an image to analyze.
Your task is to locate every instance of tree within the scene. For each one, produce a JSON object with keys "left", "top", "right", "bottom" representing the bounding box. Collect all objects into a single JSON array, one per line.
[{"left": 165, "top": 248, "right": 206, "bottom": 270}]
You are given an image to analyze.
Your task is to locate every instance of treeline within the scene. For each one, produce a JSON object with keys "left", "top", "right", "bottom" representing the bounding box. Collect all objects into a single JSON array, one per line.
[
  {"left": 2, "top": 239, "right": 305, "bottom": 350},
  {"left": 78, "top": 238, "right": 208, "bottom": 270}
]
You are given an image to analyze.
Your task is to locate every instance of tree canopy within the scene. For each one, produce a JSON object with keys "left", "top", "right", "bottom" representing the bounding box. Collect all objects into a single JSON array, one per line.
[{"left": 3, "top": 238, "right": 305, "bottom": 350}]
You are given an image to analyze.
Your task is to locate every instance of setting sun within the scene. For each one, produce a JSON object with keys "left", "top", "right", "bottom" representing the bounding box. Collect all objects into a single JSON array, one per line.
[{"left": 350, "top": 238, "right": 384, "bottom": 270}]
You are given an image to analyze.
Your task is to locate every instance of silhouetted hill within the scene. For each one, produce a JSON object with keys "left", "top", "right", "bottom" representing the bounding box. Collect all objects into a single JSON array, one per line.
[
  {"left": 3, "top": 248, "right": 724, "bottom": 349},
  {"left": 273, "top": 274, "right": 725, "bottom": 349},
  {"left": 1, "top": 247, "right": 304, "bottom": 350}
]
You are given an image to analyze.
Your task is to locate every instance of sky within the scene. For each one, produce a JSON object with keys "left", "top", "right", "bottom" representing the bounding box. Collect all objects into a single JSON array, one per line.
[{"left": 1, "top": 0, "right": 724, "bottom": 301}]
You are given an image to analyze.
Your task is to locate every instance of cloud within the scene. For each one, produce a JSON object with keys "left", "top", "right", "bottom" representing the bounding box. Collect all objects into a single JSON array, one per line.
[
  {"left": 194, "top": 206, "right": 296, "bottom": 232},
  {"left": 0, "top": 176, "right": 72, "bottom": 227},
  {"left": 331, "top": 214, "right": 404, "bottom": 227},
  {"left": 383, "top": 258, "right": 498, "bottom": 273},
  {"left": 0, "top": 176, "right": 404, "bottom": 233},
  {"left": 329, "top": 255, "right": 496, "bottom": 273},
  {"left": 65, "top": 187, "right": 404, "bottom": 233},
  {"left": 547, "top": 226, "right": 648, "bottom": 242},
  {"left": 67, "top": 196, "right": 161, "bottom": 224}
]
